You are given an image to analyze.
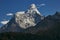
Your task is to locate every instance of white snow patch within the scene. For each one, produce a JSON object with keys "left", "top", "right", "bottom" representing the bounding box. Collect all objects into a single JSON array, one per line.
[
  {"left": 16, "top": 11, "right": 25, "bottom": 14},
  {"left": 0, "top": 20, "right": 9, "bottom": 25}
]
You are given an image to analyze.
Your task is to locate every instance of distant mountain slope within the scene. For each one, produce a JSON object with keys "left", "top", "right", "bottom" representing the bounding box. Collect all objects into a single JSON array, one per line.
[
  {"left": 25, "top": 12, "right": 60, "bottom": 34},
  {"left": 0, "top": 12, "right": 60, "bottom": 34}
]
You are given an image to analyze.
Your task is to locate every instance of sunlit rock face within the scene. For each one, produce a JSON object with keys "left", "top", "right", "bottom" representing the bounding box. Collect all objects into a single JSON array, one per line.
[{"left": 15, "top": 4, "right": 44, "bottom": 29}]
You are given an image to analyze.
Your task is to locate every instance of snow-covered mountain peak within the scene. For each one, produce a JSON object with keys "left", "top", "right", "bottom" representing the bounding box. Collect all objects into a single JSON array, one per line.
[
  {"left": 15, "top": 4, "right": 43, "bottom": 29},
  {"left": 30, "top": 4, "right": 36, "bottom": 9}
]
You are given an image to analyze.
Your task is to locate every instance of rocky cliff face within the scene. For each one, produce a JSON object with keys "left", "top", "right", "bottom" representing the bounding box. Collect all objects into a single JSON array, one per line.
[{"left": 25, "top": 12, "right": 60, "bottom": 34}]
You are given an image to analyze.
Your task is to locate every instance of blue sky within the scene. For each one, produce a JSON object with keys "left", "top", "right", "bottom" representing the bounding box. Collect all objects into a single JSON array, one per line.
[{"left": 0, "top": 0, "right": 60, "bottom": 27}]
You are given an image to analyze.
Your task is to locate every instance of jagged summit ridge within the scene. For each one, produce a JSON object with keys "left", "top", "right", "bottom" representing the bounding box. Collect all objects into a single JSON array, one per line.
[
  {"left": 15, "top": 4, "right": 43, "bottom": 29},
  {"left": 27, "top": 4, "right": 41, "bottom": 15}
]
